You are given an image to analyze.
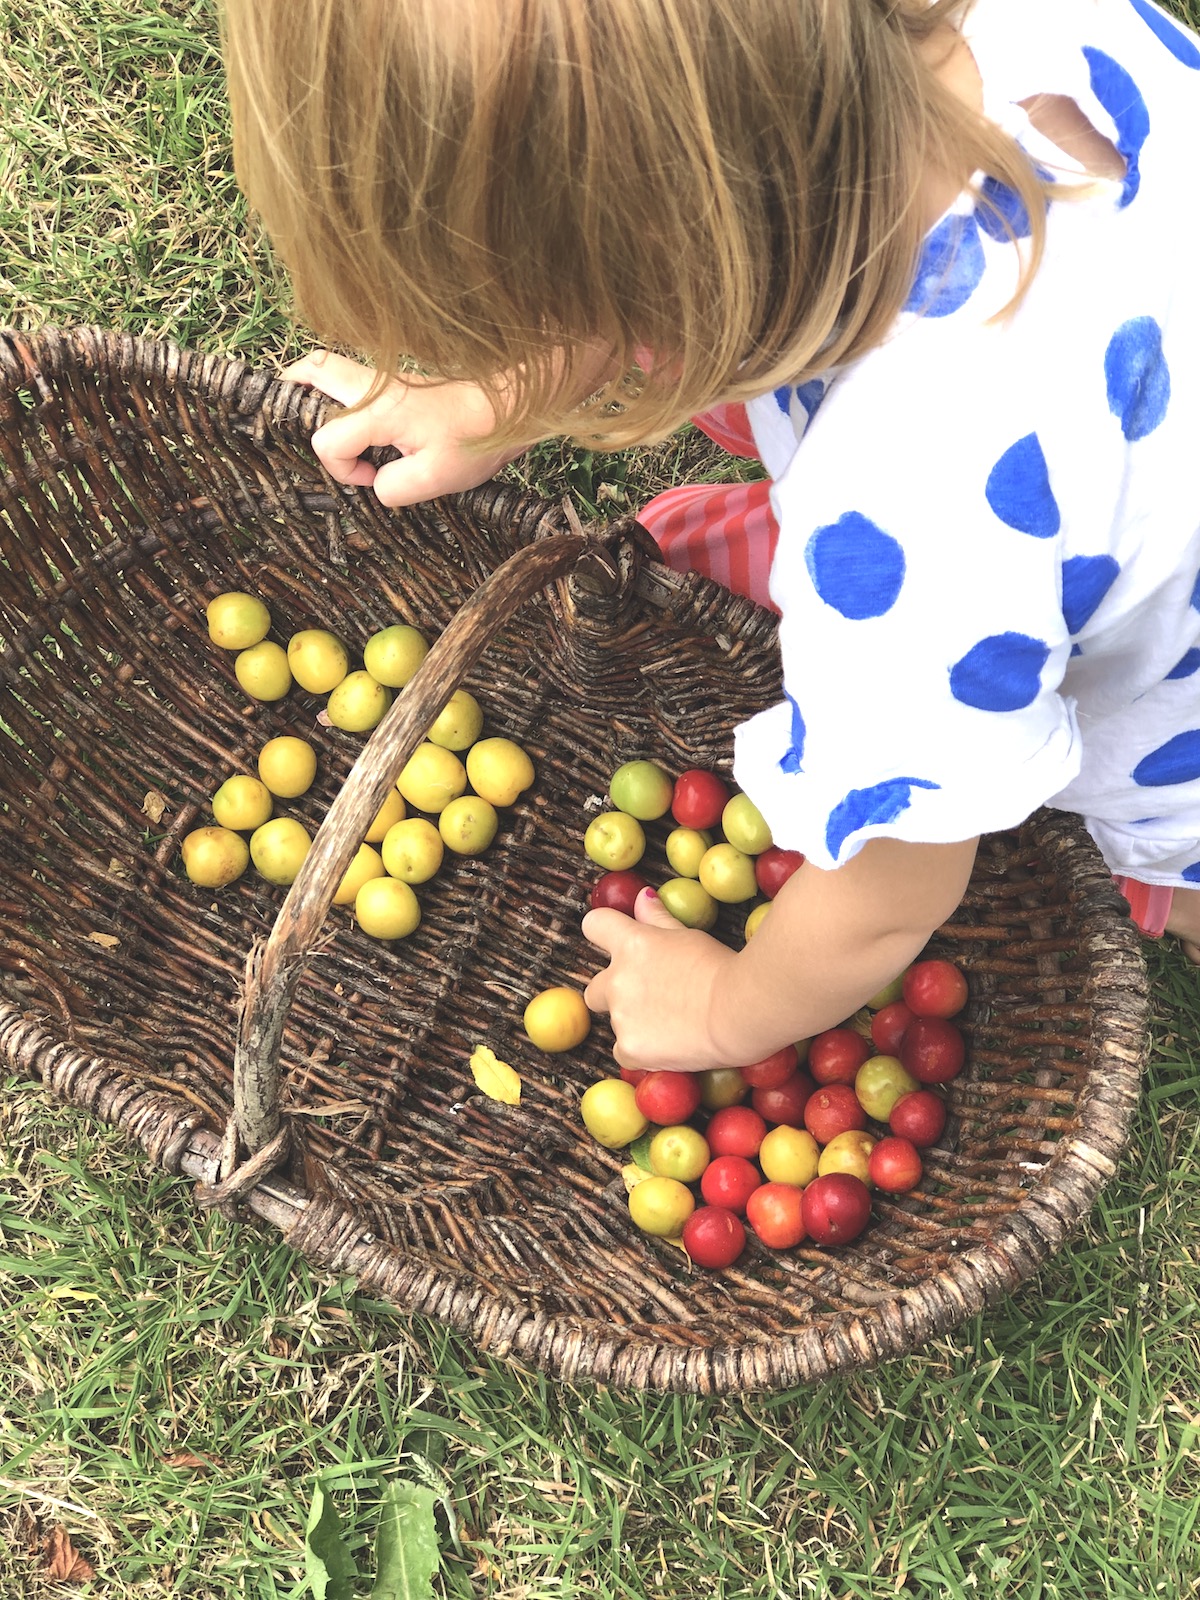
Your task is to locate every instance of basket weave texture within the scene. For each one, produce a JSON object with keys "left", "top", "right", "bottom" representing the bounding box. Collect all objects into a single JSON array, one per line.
[{"left": 0, "top": 326, "right": 1150, "bottom": 1393}]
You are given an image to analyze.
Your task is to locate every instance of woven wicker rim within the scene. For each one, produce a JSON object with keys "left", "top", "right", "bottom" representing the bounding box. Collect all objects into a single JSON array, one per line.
[{"left": 0, "top": 327, "right": 1150, "bottom": 1393}]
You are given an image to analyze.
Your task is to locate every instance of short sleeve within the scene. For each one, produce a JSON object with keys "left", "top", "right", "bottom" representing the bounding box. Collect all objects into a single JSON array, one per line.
[{"left": 734, "top": 314, "right": 1085, "bottom": 870}]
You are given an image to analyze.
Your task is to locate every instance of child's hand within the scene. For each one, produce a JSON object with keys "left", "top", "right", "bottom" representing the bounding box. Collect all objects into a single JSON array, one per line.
[
  {"left": 582, "top": 888, "right": 740, "bottom": 1074},
  {"left": 586, "top": 839, "right": 980, "bottom": 1077},
  {"left": 280, "top": 351, "right": 528, "bottom": 507}
]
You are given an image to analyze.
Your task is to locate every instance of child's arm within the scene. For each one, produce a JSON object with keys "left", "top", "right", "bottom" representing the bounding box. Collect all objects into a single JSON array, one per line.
[
  {"left": 582, "top": 835, "right": 979, "bottom": 1072},
  {"left": 282, "top": 344, "right": 618, "bottom": 507}
]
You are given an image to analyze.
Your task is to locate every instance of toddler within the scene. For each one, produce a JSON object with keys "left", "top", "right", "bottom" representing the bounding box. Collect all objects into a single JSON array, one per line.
[{"left": 222, "top": 0, "right": 1200, "bottom": 1073}]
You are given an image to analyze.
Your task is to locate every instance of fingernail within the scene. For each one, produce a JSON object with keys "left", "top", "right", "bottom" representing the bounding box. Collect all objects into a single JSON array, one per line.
[{"left": 640, "top": 886, "right": 657, "bottom": 900}]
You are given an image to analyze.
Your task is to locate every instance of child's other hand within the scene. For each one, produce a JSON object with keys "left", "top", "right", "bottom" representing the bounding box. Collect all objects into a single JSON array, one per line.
[
  {"left": 280, "top": 351, "right": 527, "bottom": 507},
  {"left": 582, "top": 888, "right": 739, "bottom": 1074}
]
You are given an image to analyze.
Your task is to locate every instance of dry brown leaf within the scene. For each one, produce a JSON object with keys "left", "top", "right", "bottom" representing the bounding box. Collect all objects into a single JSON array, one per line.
[
  {"left": 141, "top": 790, "right": 168, "bottom": 823},
  {"left": 43, "top": 1525, "right": 96, "bottom": 1583},
  {"left": 161, "top": 1451, "right": 221, "bottom": 1471},
  {"left": 86, "top": 932, "right": 120, "bottom": 949},
  {"left": 14, "top": 1502, "right": 38, "bottom": 1555}
]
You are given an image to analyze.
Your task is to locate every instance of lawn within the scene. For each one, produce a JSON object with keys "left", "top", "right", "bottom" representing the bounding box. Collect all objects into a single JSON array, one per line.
[{"left": 3, "top": 2, "right": 1200, "bottom": 1597}]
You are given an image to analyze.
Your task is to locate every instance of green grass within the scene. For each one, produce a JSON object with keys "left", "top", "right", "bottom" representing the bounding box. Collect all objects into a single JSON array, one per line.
[
  {"left": 3, "top": 1, "right": 1200, "bottom": 1596},
  {"left": 0, "top": 0, "right": 288, "bottom": 356}
]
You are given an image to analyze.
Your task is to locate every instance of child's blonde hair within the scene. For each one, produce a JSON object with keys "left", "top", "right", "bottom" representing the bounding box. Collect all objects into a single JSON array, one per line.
[{"left": 222, "top": 0, "right": 1046, "bottom": 450}]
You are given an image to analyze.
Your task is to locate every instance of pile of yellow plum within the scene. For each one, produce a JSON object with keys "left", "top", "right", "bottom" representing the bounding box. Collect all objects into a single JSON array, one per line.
[{"left": 180, "top": 591, "right": 535, "bottom": 940}]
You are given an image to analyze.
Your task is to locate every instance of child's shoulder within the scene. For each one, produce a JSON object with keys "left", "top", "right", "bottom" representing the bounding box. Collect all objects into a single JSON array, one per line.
[
  {"left": 967, "top": 0, "right": 1200, "bottom": 153},
  {"left": 748, "top": 2, "right": 1200, "bottom": 482}
]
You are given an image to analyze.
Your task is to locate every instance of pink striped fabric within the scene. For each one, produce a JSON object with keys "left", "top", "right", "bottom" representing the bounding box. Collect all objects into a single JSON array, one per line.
[
  {"left": 686, "top": 402, "right": 760, "bottom": 458},
  {"left": 1112, "top": 875, "right": 1174, "bottom": 937},
  {"left": 637, "top": 402, "right": 782, "bottom": 612}
]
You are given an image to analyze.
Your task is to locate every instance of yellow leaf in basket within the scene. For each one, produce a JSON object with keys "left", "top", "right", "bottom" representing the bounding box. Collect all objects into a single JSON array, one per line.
[
  {"left": 622, "top": 1164, "right": 653, "bottom": 1194},
  {"left": 469, "top": 1046, "right": 521, "bottom": 1106},
  {"left": 86, "top": 932, "right": 120, "bottom": 949},
  {"left": 142, "top": 789, "right": 168, "bottom": 823}
]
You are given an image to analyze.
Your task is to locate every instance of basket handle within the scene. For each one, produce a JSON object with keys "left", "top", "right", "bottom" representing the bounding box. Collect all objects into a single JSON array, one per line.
[{"left": 231, "top": 523, "right": 590, "bottom": 1163}]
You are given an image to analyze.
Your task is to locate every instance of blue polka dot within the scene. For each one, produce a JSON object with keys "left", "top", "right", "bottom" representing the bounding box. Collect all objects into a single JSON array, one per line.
[
  {"left": 1061, "top": 554, "right": 1120, "bottom": 634},
  {"left": 774, "top": 380, "right": 828, "bottom": 430},
  {"left": 1166, "top": 648, "right": 1200, "bottom": 680},
  {"left": 1070, "top": 643, "right": 1084, "bottom": 658},
  {"left": 904, "top": 211, "right": 986, "bottom": 317},
  {"left": 1131, "top": 816, "right": 1163, "bottom": 825},
  {"left": 985, "top": 434, "right": 1060, "bottom": 537},
  {"left": 779, "top": 693, "right": 806, "bottom": 775},
  {"left": 798, "top": 379, "right": 827, "bottom": 418},
  {"left": 974, "top": 173, "right": 1046, "bottom": 241},
  {"left": 1105, "top": 317, "right": 1170, "bottom": 440},
  {"left": 1132, "top": 729, "right": 1200, "bottom": 786},
  {"left": 1183, "top": 861, "right": 1200, "bottom": 883},
  {"left": 1083, "top": 46, "right": 1149, "bottom": 207},
  {"left": 804, "top": 513, "right": 906, "bottom": 620},
  {"left": 949, "top": 633, "right": 1051, "bottom": 711},
  {"left": 825, "top": 777, "right": 941, "bottom": 862},
  {"left": 1129, "top": 0, "right": 1200, "bottom": 68}
]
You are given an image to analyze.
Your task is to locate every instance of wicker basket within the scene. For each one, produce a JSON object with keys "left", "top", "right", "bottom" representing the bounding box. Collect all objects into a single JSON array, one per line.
[{"left": 0, "top": 326, "right": 1149, "bottom": 1393}]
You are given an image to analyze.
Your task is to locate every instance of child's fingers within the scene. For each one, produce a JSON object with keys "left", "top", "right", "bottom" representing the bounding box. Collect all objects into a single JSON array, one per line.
[
  {"left": 370, "top": 444, "right": 513, "bottom": 508},
  {"left": 370, "top": 449, "right": 465, "bottom": 508},
  {"left": 310, "top": 408, "right": 400, "bottom": 484},
  {"left": 582, "top": 916, "right": 624, "bottom": 1013},
  {"left": 279, "top": 350, "right": 377, "bottom": 407},
  {"left": 277, "top": 353, "right": 327, "bottom": 384},
  {"left": 581, "top": 906, "right": 632, "bottom": 954},
  {"left": 632, "top": 886, "right": 681, "bottom": 928},
  {"left": 582, "top": 966, "right": 610, "bottom": 1015},
  {"left": 287, "top": 354, "right": 404, "bottom": 483},
  {"left": 334, "top": 458, "right": 380, "bottom": 488}
]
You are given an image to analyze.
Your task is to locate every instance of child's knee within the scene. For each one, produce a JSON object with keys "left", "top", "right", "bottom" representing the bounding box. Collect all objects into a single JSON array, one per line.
[{"left": 1161, "top": 885, "right": 1200, "bottom": 964}]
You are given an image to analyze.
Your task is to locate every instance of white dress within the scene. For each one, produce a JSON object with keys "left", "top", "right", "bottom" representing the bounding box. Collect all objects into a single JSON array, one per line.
[{"left": 732, "top": 0, "right": 1200, "bottom": 886}]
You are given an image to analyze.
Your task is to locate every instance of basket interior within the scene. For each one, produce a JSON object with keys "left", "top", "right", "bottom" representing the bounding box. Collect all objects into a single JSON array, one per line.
[{"left": 0, "top": 330, "right": 1147, "bottom": 1373}]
